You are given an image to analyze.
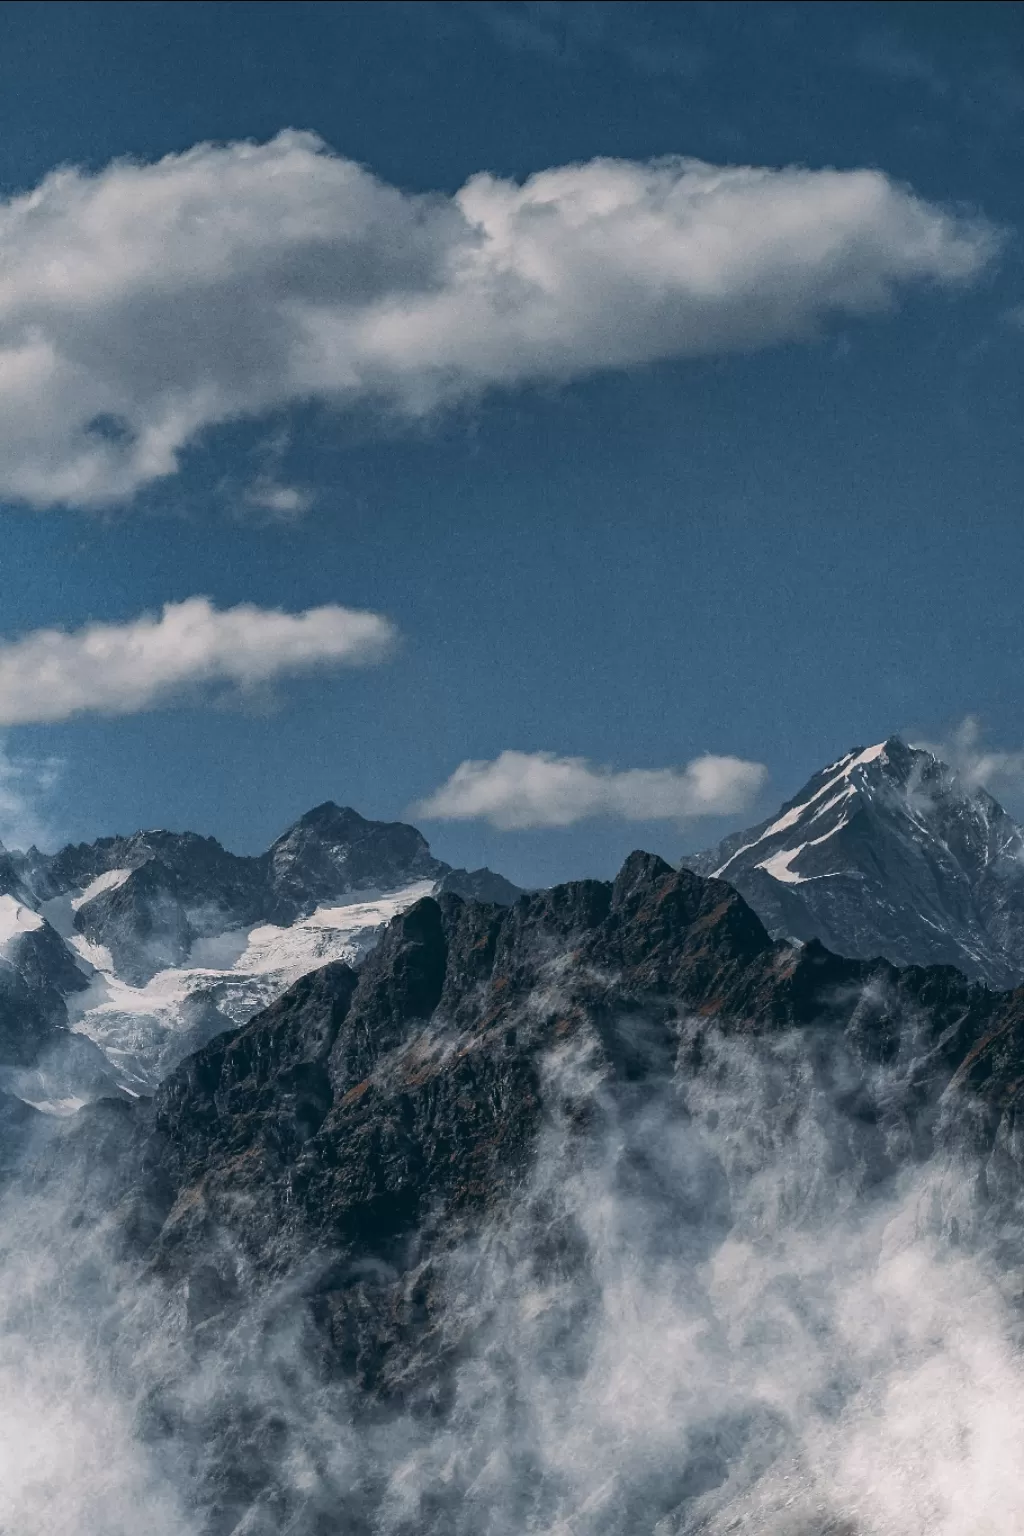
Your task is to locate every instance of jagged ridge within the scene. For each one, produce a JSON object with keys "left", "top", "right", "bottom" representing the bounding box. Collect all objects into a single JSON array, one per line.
[{"left": 14, "top": 852, "right": 1024, "bottom": 1533}]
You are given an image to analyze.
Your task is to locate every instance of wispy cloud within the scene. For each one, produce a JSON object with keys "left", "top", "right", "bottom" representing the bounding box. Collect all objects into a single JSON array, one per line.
[
  {"left": 470, "top": 2, "right": 707, "bottom": 82},
  {"left": 0, "top": 132, "right": 998, "bottom": 508},
  {"left": 243, "top": 479, "right": 314, "bottom": 518},
  {"left": 413, "top": 748, "right": 768, "bottom": 829},
  {"left": 0, "top": 598, "right": 396, "bottom": 725},
  {"left": 0, "top": 740, "right": 62, "bottom": 850},
  {"left": 239, "top": 425, "right": 314, "bottom": 519},
  {"left": 853, "top": 27, "right": 1024, "bottom": 129},
  {"left": 912, "top": 716, "right": 1024, "bottom": 806},
  {"left": 854, "top": 31, "right": 949, "bottom": 99}
]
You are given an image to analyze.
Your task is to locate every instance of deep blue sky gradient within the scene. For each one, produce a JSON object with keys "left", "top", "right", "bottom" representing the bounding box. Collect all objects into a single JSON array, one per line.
[{"left": 0, "top": 1, "right": 1021, "bottom": 884}]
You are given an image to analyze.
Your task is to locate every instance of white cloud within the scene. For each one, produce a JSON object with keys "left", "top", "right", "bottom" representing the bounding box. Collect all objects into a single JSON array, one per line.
[
  {"left": 0, "top": 131, "right": 999, "bottom": 507},
  {"left": 913, "top": 716, "right": 1024, "bottom": 805},
  {"left": 244, "top": 479, "right": 314, "bottom": 517},
  {"left": 0, "top": 598, "right": 396, "bottom": 725},
  {"left": 0, "top": 741, "right": 62, "bottom": 849},
  {"left": 413, "top": 748, "right": 768, "bottom": 829}
]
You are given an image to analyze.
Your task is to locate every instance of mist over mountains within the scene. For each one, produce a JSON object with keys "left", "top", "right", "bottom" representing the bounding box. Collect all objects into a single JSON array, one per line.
[{"left": 6, "top": 739, "right": 1024, "bottom": 1532}]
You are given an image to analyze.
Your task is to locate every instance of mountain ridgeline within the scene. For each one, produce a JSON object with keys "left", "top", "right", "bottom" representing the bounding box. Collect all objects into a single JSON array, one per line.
[
  {"left": 7, "top": 745, "right": 1024, "bottom": 1532},
  {"left": 11, "top": 848, "right": 1024, "bottom": 1533},
  {"left": 0, "top": 802, "right": 524, "bottom": 1105},
  {"left": 684, "top": 735, "right": 1024, "bottom": 989}
]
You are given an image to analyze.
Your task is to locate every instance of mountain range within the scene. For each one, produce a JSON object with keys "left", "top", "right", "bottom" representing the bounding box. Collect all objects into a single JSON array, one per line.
[
  {"left": 5, "top": 734, "right": 1024, "bottom": 1120},
  {"left": 12, "top": 842, "right": 1024, "bottom": 1533},
  {"left": 8, "top": 739, "right": 1024, "bottom": 1532},
  {"left": 0, "top": 802, "right": 523, "bottom": 1111}
]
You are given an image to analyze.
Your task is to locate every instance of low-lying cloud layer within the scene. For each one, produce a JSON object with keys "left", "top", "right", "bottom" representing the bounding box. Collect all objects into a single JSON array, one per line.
[
  {"left": 0, "top": 597, "right": 396, "bottom": 724},
  {"left": 6, "top": 1008, "right": 1024, "bottom": 1534},
  {"left": 0, "top": 131, "right": 998, "bottom": 506},
  {"left": 414, "top": 747, "right": 768, "bottom": 827}
]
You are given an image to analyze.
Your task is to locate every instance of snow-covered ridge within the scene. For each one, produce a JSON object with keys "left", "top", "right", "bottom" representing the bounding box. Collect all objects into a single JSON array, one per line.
[
  {"left": 0, "top": 894, "right": 44, "bottom": 947},
  {"left": 62, "top": 881, "right": 437, "bottom": 1093},
  {"left": 0, "top": 801, "right": 525, "bottom": 1112},
  {"left": 688, "top": 735, "right": 1024, "bottom": 988}
]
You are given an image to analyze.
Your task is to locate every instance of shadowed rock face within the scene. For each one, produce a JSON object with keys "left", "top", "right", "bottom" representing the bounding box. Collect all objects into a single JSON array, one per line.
[
  {"left": 18, "top": 853, "right": 1024, "bottom": 1533},
  {"left": 434, "top": 866, "right": 526, "bottom": 907}
]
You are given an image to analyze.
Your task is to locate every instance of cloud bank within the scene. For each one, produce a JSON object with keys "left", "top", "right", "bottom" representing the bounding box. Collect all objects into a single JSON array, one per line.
[
  {"left": 7, "top": 1002, "right": 1024, "bottom": 1533},
  {"left": 0, "top": 598, "right": 395, "bottom": 724},
  {"left": 414, "top": 748, "right": 768, "bottom": 828},
  {"left": 0, "top": 131, "right": 998, "bottom": 506}
]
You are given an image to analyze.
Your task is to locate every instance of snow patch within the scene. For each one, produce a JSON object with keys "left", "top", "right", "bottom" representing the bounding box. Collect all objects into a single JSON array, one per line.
[
  {"left": 714, "top": 745, "right": 884, "bottom": 877},
  {"left": 71, "top": 868, "right": 133, "bottom": 911},
  {"left": 756, "top": 818, "right": 856, "bottom": 886},
  {"left": 66, "top": 880, "right": 436, "bottom": 1092},
  {"left": 849, "top": 741, "right": 887, "bottom": 768},
  {"left": 21, "top": 1095, "right": 86, "bottom": 1117},
  {"left": 757, "top": 847, "right": 809, "bottom": 885},
  {"left": 805, "top": 786, "right": 856, "bottom": 826},
  {"left": 0, "top": 895, "right": 44, "bottom": 947},
  {"left": 66, "top": 933, "right": 114, "bottom": 975}
]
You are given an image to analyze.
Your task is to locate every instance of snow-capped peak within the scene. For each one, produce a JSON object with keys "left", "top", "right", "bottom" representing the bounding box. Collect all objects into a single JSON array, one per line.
[
  {"left": 686, "top": 736, "right": 1024, "bottom": 988},
  {"left": 0, "top": 803, "right": 525, "bottom": 1114},
  {"left": 711, "top": 739, "right": 892, "bottom": 879}
]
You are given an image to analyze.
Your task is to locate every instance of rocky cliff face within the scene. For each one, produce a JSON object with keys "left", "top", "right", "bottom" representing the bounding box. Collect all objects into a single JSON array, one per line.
[
  {"left": 684, "top": 736, "right": 1024, "bottom": 988},
  {"left": 14, "top": 854, "right": 1024, "bottom": 1534}
]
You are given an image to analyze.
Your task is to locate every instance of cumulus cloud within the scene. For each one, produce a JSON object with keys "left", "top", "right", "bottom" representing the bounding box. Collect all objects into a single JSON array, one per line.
[
  {"left": 0, "top": 598, "right": 395, "bottom": 725},
  {"left": 413, "top": 748, "right": 768, "bottom": 829},
  {"left": 914, "top": 716, "right": 1024, "bottom": 806},
  {"left": 0, "top": 131, "right": 999, "bottom": 506}
]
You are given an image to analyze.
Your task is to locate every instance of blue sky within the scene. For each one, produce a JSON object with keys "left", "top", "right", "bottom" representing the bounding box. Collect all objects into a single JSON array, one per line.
[{"left": 0, "top": 0, "right": 1020, "bottom": 886}]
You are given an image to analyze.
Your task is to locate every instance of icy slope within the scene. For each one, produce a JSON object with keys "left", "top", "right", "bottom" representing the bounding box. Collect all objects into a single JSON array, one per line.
[
  {"left": 0, "top": 802, "right": 523, "bottom": 1108},
  {"left": 51, "top": 882, "right": 435, "bottom": 1092}
]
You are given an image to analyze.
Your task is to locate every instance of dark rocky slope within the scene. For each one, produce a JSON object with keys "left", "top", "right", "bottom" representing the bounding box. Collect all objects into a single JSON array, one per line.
[{"left": 20, "top": 854, "right": 1024, "bottom": 1533}]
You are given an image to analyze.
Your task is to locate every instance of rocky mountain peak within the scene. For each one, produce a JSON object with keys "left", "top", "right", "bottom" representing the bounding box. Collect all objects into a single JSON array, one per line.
[
  {"left": 0, "top": 798, "right": 524, "bottom": 1103},
  {"left": 684, "top": 736, "right": 1024, "bottom": 987},
  {"left": 265, "top": 802, "right": 447, "bottom": 920}
]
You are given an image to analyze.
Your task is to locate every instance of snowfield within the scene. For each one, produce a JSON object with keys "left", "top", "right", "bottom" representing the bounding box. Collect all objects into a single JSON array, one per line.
[{"left": 52, "top": 881, "right": 435, "bottom": 1093}]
